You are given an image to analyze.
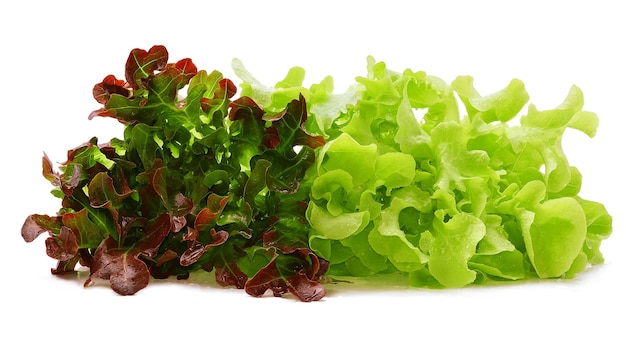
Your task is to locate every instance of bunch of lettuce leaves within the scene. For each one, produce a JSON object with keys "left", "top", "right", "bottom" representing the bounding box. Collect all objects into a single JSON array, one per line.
[
  {"left": 22, "top": 46, "right": 612, "bottom": 301},
  {"left": 234, "top": 55, "right": 612, "bottom": 288},
  {"left": 21, "top": 46, "right": 327, "bottom": 301}
]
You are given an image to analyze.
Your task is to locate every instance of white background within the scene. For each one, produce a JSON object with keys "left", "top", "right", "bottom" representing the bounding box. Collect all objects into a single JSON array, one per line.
[{"left": 1, "top": 1, "right": 624, "bottom": 340}]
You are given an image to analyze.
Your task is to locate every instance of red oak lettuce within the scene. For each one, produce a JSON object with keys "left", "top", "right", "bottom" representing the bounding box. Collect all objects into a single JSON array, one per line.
[{"left": 22, "top": 45, "right": 328, "bottom": 301}]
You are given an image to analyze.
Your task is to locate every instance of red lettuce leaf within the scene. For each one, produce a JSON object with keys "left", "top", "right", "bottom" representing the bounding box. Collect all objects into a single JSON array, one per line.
[
  {"left": 42, "top": 153, "right": 63, "bottom": 187},
  {"left": 45, "top": 226, "right": 78, "bottom": 261},
  {"left": 151, "top": 166, "right": 194, "bottom": 217},
  {"left": 180, "top": 228, "right": 229, "bottom": 266},
  {"left": 265, "top": 94, "right": 326, "bottom": 153},
  {"left": 214, "top": 260, "right": 249, "bottom": 289},
  {"left": 134, "top": 213, "right": 172, "bottom": 259},
  {"left": 85, "top": 237, "right": 150, "bottom": 296},
  {"left": 51, "top": 255, "right": 82, "bottom": 275},
  {"left": 92, "top": 74, "right": 130, "bottom": 105},
  {"left": 244, "top": 249, "right": 327, "bottom": 301},
  {"left": 88, "top": 172, "right": 136, "bottom": 209},
  {"left": 21, "top": 214, "right": 62, "bottom": 243},
  {"left": 195, "top": 194, "right": 230, "bottom": 230},
  {"left": 61, "top": 208, "right": 104, "bottom": 248},
  {"left": 125, "top": 45, "right": 169, "bottom": 90}
]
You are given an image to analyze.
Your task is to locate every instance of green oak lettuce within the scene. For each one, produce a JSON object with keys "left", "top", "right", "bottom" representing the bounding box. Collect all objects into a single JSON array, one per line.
[{"left": 235, "top": 55, "right": 612, "bottom": 288}]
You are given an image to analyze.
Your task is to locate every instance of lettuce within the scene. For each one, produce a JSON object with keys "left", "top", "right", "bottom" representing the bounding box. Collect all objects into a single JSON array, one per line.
[
  {"left": 22, "top": 46, "right": 328, "bottom": 301},
  {"left": 235, "top": 56, "right": 613, "bottom": 288},
  {"left": 22, "top": 46, "right": 613, "bottom": 300}
]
